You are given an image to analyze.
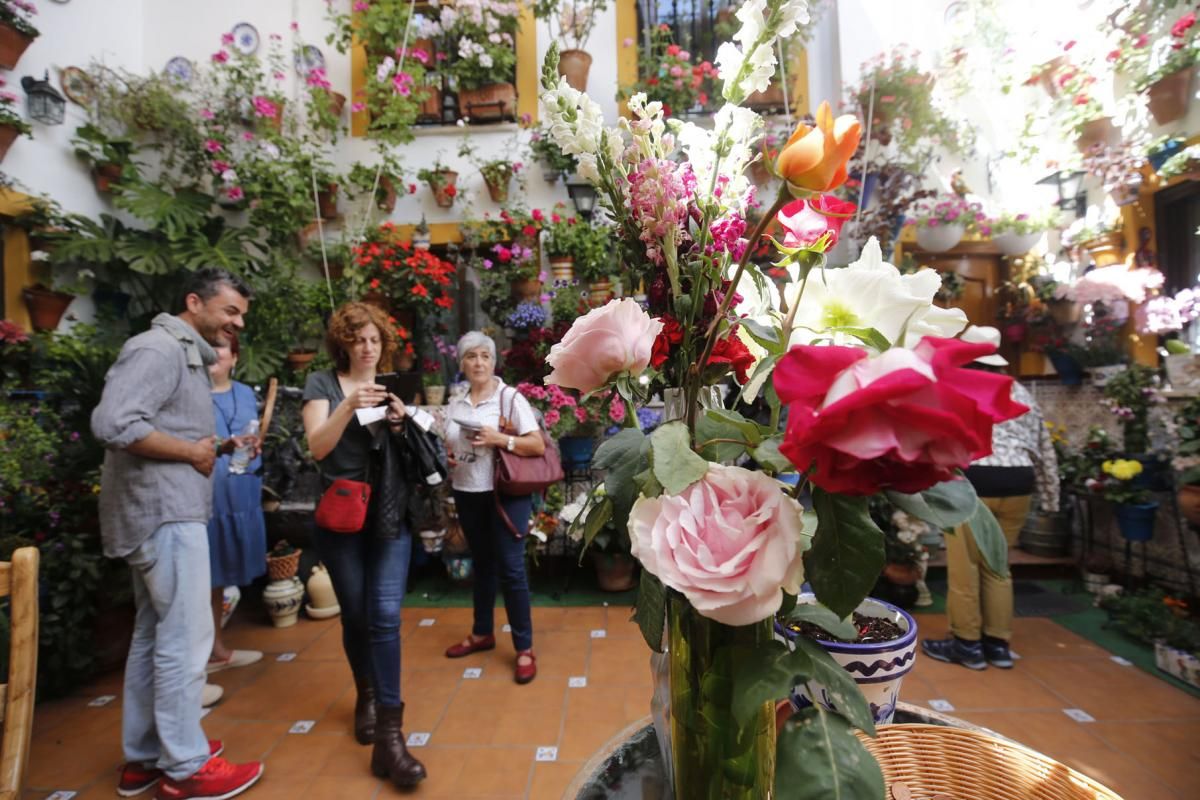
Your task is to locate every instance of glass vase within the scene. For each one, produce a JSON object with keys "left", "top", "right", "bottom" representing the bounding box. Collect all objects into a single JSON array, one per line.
[{"left": 667, "top": 593, "right": 776, "bottom": 799}]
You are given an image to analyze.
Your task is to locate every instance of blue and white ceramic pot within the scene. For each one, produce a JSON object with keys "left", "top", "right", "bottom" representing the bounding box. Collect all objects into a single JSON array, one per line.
[{"left": 779, "top": 595, "right": 918, "bottom": 724}]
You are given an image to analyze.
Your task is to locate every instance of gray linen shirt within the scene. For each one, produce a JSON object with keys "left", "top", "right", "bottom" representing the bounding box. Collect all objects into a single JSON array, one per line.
[{"left": 91, "top": 314, "right": 217, "bottom": 558}]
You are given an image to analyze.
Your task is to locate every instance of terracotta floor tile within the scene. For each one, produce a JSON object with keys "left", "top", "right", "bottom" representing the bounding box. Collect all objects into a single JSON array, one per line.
[
  {"left": 241, "top": 773, "right": 320, "bottom": 800},
  {"left": 307, "top": 775, "right": 384, "bottom": 798},
  {"left": 530, "top": 607, "right": 569, "bottom": 632},
  {"left": 558, "top": 687, "right": 643, "bottom": 762},
  {"left": 1019, "top": 657, "right": 1200, "bottom": 720},
  {"left": 1008, "top": 617, "right": 1110, "bottom": 658},
  {"left": 558, "top": 606, "right": 609, "bottom": 632},
  {"left": 216, "top": 660, "right": 352, "bottom": 721},
  {"left": 376, "top": 744, "right": 465, "bottom": 797},
  {"left": 910, "top": 659, "right": 1069, "bottom": 710},
  {"left": 529, "top": 760, "right": 588, "bottom": 800},
  {"left": 315, "top": 730, "right": 376, "bottom": 777},
  {"left": 449, "top": 746, "right": 535, "bottom": 797},
  {"left": 261, "top": 730, "right": 347, "bottom": 782},
  {"left": 26, "top": 705, "right": 122, "bottom": 790},
  {"left": 587, "top": 638, "right": 655, "bottom": 689},
  {"left": 222, "top": 615, "right": 335, "bottom": 653},
  {"left": 491, "top": 703, "right": 566, "bottom": 747},
  {"left": 1058, "top": 743, "right": 1183, "bottom": 800},
  {"left": 1088, "top": 719, "right": 1200, "bottom": 795},
  {"left": 213, "top": 720, "right": 291, "bottom": 761},
  {"left": 296, "top": 622, "right": 351, "bottom": 661}
]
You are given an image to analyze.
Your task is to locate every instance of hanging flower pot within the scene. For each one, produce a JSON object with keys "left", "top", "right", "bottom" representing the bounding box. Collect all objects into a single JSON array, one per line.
[
  {"left": 1148, "top": 139, "right": 1185, "bottom": 171},
  {"left": 427, "top": 170, "right": 458, "bottom": 208},
  {"left": 0, "top": 123, "right": 21, "bottom": 162},
  {"left": 457, "top": 82, "right": 516, "bottom": 122},
  {"left": 418, "top": 84, "right": 442, "bottom": 123},
  {"left": 549, "top": 255, "right": 575, "bottom": 283},
  {"left": 285, "top": 349, "right": 317, "bottom": 372},
  {"left": 590, "top": 551, "right": 637, "bottom": 592},
  {"left": 1033, "top": 55, "right": 1068, "bottom": 98},
  {"left": 376, "top": 174, "right": 398, "bottom": 213},
  {"left": 915, "top": 222, "right": 965, "bottom": 253},
  {"left": 21, "top": 285, "right": 74, "bottom": 332},
  {"left": 586, "top": 279, "right": 614, "bottom": 307},
  {"left": 558, "top": 49, "right": 593, "bottom": 92},
  {"left": 1047, "top": 350, "right": 1084, "bottom": 386},
  {"left": 482, "top": 167, "right": 512, "bottom": 204},
  {"left": 1076, "top": 116, "right": 1118, "bottom": 153},
  {"left": 1110, "top": 180, "right": 1142, "bottom": 207},
  {"left": 0, "top": 22, "right": 35, "bottom": 71},
  {"left": 323, "top": 89, "right": 346, "bottom": 118},
  {"left": 512, "top": 277, "right": 543, "bottom": 302},
  {"left": 317, "top": 184, "right": 338, "bottom": 219},
  {"left": 1114, "top": 501, "right": 1158, "bottom": 542},
  {"left": 394, "top": 349, "right": 416, "bottom": 372},
  {"left": 992, "top": 231, "right": 1042, "bottom": 256},
  {"left": 1146, "top": 67, "right": 1195, "bottom": 126},
  {"left": 92, "top": 162, "right": 124, "bottom": 194}
]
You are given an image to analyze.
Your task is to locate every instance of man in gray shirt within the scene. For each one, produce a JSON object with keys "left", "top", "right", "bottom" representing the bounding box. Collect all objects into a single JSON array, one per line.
[{"left": 92, "top": 268, "right": 264, "bottom": 800}]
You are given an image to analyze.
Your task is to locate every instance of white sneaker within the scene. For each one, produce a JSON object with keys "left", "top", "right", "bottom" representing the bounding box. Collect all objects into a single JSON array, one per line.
[
  {"left": 206, "top": 649, "right": 263, "bottom": 674},
  {"left": 201, "top": 683, "right": 224, "bottom": 708}
]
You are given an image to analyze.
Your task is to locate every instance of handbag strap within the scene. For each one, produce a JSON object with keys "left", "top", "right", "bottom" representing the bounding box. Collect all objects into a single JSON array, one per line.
[
  {"left": 498, "top": 385, "right": 518, "bottom": 434},
  {"left": 494, "top": 492, "right": 526, "bottom": 538}
]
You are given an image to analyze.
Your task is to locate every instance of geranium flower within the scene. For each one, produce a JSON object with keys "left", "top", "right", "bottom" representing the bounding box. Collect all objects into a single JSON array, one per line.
[
  {"left": 212, "top": 50, "right": 229, "bottom": 63},
  {"left": 1172, "top": 12, "right": 1196, "bottom": 37},
  {"left": 252, "top": 96, "right": 279, "bottom": 118},
  {"left": 204, "top": 139, "right": 222, "bottom": 153}
]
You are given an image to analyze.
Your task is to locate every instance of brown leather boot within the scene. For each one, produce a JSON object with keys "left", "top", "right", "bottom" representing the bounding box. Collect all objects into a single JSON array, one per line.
[
  {"left": 370, "top": 703, "right": 427, "bottom": 787},
  {"left": 354, "top": 678, "right": 376, "bottom": 745}
]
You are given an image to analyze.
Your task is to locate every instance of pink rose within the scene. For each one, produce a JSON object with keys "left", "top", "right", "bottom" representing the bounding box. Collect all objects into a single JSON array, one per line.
[
  {"left": 774, "top": 337, "right": 1028, "bottom": 496},
  {"left": 776, "top": 195, "right": 857, "bottom": 250},
  {"left": 629, "top": 465, "right": 811, "bottom": 626},
  {"left": 545, "top": 299, "right": 663, "bottom": 394}
]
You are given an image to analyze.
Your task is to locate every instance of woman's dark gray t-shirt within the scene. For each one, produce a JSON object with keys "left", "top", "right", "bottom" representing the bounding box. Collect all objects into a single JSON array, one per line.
[{"left": 302, "top": 369, "right": 373, "bottom": 485}]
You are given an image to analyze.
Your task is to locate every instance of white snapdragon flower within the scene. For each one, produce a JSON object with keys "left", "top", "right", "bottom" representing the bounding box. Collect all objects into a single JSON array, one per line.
[
  {"left": 680, "top": 103, "right": 760, "bottom": 206},
  {"left": 540, "top": 76, "right": 606, "bottom": 159},
  {"left": 787, "top": 237, "right": 968, "bottom": 350},
  {"left": 718, "top": 0, "right": 809, "bottom": 103}
]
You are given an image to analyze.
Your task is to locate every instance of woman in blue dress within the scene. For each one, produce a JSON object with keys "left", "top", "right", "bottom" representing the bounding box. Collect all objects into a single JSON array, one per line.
[{"left": 206, "top": 334, "right": 266, "bottom": 672}]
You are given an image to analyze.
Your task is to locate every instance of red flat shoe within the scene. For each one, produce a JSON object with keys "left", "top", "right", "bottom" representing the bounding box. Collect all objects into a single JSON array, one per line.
[
  {"left": 444, "top": 634, "right": 496, "bottom": 658},
  {"left": 515, "top": 650, "right": 537, "bottom": 684}
]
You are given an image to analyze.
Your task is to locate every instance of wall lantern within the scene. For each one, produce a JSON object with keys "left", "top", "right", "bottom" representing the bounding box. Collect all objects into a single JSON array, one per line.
[
  {"left": 1036, "top": 170, "right": 1086, "bottom": 218},
  {"left": 21, "top": 71, "right": 66, "bottom": 125},
  {"left": 566, "top": 179, "right": 598, "bottom": 222}
]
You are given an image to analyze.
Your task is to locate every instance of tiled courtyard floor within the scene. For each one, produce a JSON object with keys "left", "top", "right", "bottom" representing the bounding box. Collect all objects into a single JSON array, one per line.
[{"left": 21, "top": 605, "right": 1200, "bottom": 799}]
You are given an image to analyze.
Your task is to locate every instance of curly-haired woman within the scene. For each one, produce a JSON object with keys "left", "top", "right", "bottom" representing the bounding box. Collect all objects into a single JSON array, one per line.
[{"left": 301, "top": 301, "right": 425, "bottom": 787}]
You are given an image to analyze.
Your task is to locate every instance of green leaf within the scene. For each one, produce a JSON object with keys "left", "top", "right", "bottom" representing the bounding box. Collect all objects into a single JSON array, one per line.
[
  {"left": 774, "top": 707, "right": 885, "bottom": 800},
  {"left": 792, "top": 638, "right": 876, "bottom": 735},
  {"left": 650, "top": 421, "right": 709, "bottom": 495},
  {"left": 966, "top": 498, "right": 1009, "bottom": 577},
  {"left": 634, "top": 572, "right": 667, "bottom": 652},
  {"left": 730, "top": 640, "right": 794, "bottom": 726},
  {"left": 594, "top": 429, "right": 649, "bottom": 534},
  {"left": 806, "top": 489, "right": 886, "bottom": 619},
  {"left": 741, "top": 318, "right": 784, "bottom": 352},
  {"left": 740, "top": 352, "right": 780, "bottom": 404},
  {"left": 781, "top": 602, "right": 858, "bottom": 641},
  {"left": 634, "top": 466, "right": 663, "bottom": 498},
  {"left": 829, "top": 326, "right": 892, "bottom": 352},
  {"left": 751, "top": 437, "right": 793, "bottom": 474},
  {"left": 696, "top": 408, "right": 760, "bottom": 463},
  {"left": 580, "top": 496, "right": 614, "bottom": 551},
  {"left": 886, "top": 478, "right": 978, "bottom": 528}
]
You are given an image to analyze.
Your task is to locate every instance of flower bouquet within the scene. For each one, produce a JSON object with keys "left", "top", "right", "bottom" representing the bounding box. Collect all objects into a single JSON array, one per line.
[{"left": 537, "top": 2, "right": 1026, "bottom": 794}]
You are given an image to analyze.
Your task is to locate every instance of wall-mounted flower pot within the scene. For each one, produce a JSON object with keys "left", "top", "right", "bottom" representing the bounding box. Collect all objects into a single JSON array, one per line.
[
  {"left": 558, "top": 49, "right": 593, "bottom": 92},
  {"left": 1048, "top": 299, "right": 1081, "bottom": 326},
  {"left": 457, "top": 82, "right": 516, "bottom": 122},
  {"left": 92, "top": 162, "right": 124, "bottom": 193},
  {"left": 418, "top": 84, "right": 442, "bottom": 124},
  {"left": 483, "top": 170, "right": 511, "bottom": 204},
  {"left": 512, "top": 278, "right": 543, "bottom": 302},
  {"left": 0, "top": 123, "right": 21, "bottom": 162},
  {"left": 587, "top": 279, "right": 613, "bottom": 307},
  {"left": 22, "top": 285, "right": 74, "bottom": 332},
  {"left": 1110, "top": 180, "right": 1142, "bottom": 207},
  {"left": 1178, "top": 484, "right": 1200, "bottom": 527},
  {"left": 549, "top": 256, "right": 575, "bottom": 283},
  {"left": 1146, "top": 66, "right": 1195, "bottom": 126},
  {"left": 745, "top": 82, "right": 787, "bottom": 112},
  {"left": 323, "top": 89, "right": 346, "bottom": 118},
  {"left": 915, "top": 222, "right": 965, "bottom": 253},
  {"left": 1114, "top": 501, "right": 1158, "bottom": 542},
  {"left": 1166, "top": 353, "right": 1200, "bottom": 391},
  {"left": 992, "top": 230, "right": 1042, "bottom": 256},
  {"left": 376, "top": 174, "right": 398, "bottom": 213},
  {"left": 0, "top": 22, "right": 34, "bottom": 70},
  {"left": 317, "top": 184, "right": 338, "bottom": 219},
  {"left": 428, "top": 170, "right": 458, "bottom": 208},
  {"left": 748, "top": 157, "right": 771, "bottom": 185},
  {"left": 1076, "top": 116, "right": 1119, "bottom": 153},
  {"left": 1148, "top": 139, "right": 1184, "bottom": 171},
  {"left": 1034, "top": 55, "right": 1068, "bottom": 98},
  {"left": 559, "top": 435, "right": 595, "bottom": 470},
  {"left": 1089, "top": 363, "right": 1124, "bottom": 387}
]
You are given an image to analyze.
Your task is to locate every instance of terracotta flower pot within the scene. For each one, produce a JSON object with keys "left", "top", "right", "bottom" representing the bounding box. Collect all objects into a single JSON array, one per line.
[
  {"left": 1147, "top": 67, "right": 1195, "bottom": 126},
  {"left": 376, "top": 174, "right": 398, "bottom": 213},
  {"left": 558, "top": 49, "right": 593, "bottom": 92},
  {"left": 1034, "top": 55, "right": 1068, "bottom": 98},
  {"left": 483, "top": 170, "right": 511, "bottom": 203},
  {"left": 1048, "top": 298, "right": 1081, "bottom": 326},
  {"left": 285, "top": 349, "right": 317, "bottom": 372},
  {"left": 1179, "top": 485, "right": 1200, "bottom": 527},
  {"left": 266, "top": 548, "right": 302, "bottom": 581},
  {"left": 324, "top": 89, "right": 346, "bottom": 118},
  {"left": 394, "top": 349, "right": 416, "bottom": 372},
  {"left": 317, "top": 184, "right": 338, "bottom": 219},
  {"left": 418, "top": 85, "right": 442, "bottom": 123},
  {"left": 745, "top": 82, "right": 786, "bottom": 111},
  {"left": 549, "top": 256, "right": 575, "bottom": 283},
  {"left": 0, "top": 22, "right": 34, "bottom": 71},
  {"left": 1076, "top": 116, "right": 1119, "bottom": 153},
  {"left": 591, "top": 551, "right": 637, "bottom": 592},
  {"left": 457, "top": 82, "right": 516, "bottom": 122},
  {"left": 587, "top": 279, "right": 613, "bottom": 307},
  {"left": 21, "top": 285, "right": 74, "bottom": 332},
  {"left": 512, "top": 278, "right": 543, "bottom": 302},
  {"left": 428, "top": 170, "right": 458, "bottom": 208},
  {"left": 0, "top": 123, "right": 20, "bottom": 162},
  {"left": 882, "top": 563, "right": 921, "bottom": 586},
  {"left": 92, "top": 162, "right": 124, "bottom": 193}
]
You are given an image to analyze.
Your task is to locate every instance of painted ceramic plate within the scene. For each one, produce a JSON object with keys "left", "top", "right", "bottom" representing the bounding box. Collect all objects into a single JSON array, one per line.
[
  {"left": 231, "top": 22, "right": 260, "bottom": 56},
  {"left": 164, "top": 56, "right": 194, "bottom": 85},
  {"left": 294, "top": 44, "right": 325, "bottom": 75},
  {"left": 59, "top": 66, "right": 95, "bottom": 106}
]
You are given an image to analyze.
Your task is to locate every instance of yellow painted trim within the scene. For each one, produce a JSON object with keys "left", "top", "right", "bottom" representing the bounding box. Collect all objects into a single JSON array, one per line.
[
  {"left": 516, "top": 3, "right": 538, "bottom": 123},
  {"left": 788, "top": 47, "right": 809, "bottom": 117},
  {"left": 1, "top": 187, "right": 37, "bottom": 329},
  {"left": 0, "top": 187, "right": 37, "bottom": 217},
  {"left": 390, "top": 222, "right": 463, "bottom": 245},
  {"left": 615, "top": 0, "right": 638, "bottom": 116},
  {"left": 351, "top": 40, "right": 369, "bottom": 137}
]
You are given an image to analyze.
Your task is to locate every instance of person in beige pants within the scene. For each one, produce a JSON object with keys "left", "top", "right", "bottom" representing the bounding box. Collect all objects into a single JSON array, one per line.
[{"left": 923, "top": 377, "right": 1059, "bottom": 670}]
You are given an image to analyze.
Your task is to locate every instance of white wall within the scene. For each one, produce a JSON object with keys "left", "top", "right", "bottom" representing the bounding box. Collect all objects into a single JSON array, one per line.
[{"left": 4, "top": 0, "right": 144, "bottom": 219}]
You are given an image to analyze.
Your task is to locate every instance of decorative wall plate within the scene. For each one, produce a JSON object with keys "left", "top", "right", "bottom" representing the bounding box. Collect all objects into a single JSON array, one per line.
[
  {"left": 59, "top": 66, "right": 95, "bottom": 106},
  {"left": 294, "top": 44, "right": 325, "bottom": 75},
  {"left": 231, "top": 22, "right": 260, "bottom": 56},
  {"left": 164, "top": 56, "right": 194, "bottom": 85}
]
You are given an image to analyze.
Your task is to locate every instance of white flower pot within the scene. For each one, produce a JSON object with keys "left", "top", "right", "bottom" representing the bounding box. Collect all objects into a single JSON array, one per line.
[
  {"left": 780, "top": 595, "right": 918, "bottom": 724},
  {"left": 263, "top": 577, "right": 304, "bottom": 628},
  {"left": 916, "top": 223, "right": 965, "bottom": 253},
  {"left": 992, "top": 231, "right": 1043, "bottom": 256}
]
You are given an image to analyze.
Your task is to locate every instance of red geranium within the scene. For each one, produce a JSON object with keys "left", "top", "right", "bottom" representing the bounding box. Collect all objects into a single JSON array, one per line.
[
  {"left": 1172, "top": 12, "right": 1196, "bottom": 38},
  {"left": 773, "top": 337, "right": 1028, "bottom": 495}
]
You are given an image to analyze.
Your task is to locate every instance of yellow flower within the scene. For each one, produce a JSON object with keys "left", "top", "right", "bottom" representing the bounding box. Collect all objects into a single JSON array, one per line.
[{"left": 1105, "top": 459, "right": 1143, "bottom": 481}]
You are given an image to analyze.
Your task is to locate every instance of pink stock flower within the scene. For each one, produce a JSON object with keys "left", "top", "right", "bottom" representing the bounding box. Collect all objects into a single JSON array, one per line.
[
  {"left": 354, "top": 0, "right": 370, "bottom": 10},
  {"left": 306, "top": 68, "right": 331, "bottom": 88},
  {"left": 546, "top": 299, "right": 663, "bottom": 394},
  {"left": 210, "top": 159, "right": 232, "bottom": 174},
  {"left": 411, "top": 48, "right": 430, "bottom": 65},
  {"left": 242, "top": 131, "right": 255, "bottom": 141},
  {"left": 629, "top": 465, "right": 811, "bottom": 626},
  {"left": 290, "top": 21, "right": 299, "bottom": 31},
  {"left": 608, "top": 398, "right": 626, "bottom": 423}
]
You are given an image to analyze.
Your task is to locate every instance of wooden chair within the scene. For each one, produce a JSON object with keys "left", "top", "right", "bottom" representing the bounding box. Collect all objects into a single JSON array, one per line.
[{"left": 0, "top": 547, "right": 38, "bottom": 800}]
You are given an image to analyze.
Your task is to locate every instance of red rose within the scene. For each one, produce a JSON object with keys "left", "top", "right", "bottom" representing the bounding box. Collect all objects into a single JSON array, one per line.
[
  {"left": 773, "top": 337, "right": 1028, "bottom": 495},
  {"left": 523, "top": 224, "right": 537, "bottom": 237},
  {"left": 1172, "top": 12, "right": 1195, "bottom": 37},
  {"left": 650, "top": 315, "right": 684, "bottom": 368},
  {"left": 707, "top": 333, "right": 755, "bottom": 384}
]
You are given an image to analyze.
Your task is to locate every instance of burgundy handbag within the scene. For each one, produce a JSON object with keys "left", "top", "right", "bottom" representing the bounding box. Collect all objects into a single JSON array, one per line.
[
  {"left": 494, "top": 387, "right": 564, "bottom": 496},
  {"left": 315, "top": 478, "right": 372, "bottom": 534}
]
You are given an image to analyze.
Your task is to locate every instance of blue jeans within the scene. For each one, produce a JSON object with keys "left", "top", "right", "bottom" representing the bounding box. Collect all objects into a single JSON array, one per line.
[
  {"left": 122, "top": 522, "right": 213, "bottom": 780},
  {"left": 454, "top": 491, "right": 533, "bottom": 652},
  {"left": 314, "top": 526, "right": 412, "bottom": 706}
]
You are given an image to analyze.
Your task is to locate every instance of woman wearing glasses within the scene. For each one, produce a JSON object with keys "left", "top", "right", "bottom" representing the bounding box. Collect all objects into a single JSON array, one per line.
[{"left": 443, "top": 331, "right": 545, "bottom": 684}]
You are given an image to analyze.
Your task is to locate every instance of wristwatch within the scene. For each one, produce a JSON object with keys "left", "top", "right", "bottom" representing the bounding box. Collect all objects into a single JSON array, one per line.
[{"left": 507, "top": 436, "right": 516, "bottom": 452}]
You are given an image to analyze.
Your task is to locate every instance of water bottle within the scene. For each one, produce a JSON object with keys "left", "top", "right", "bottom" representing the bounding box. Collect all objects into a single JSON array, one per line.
[{"left": 228, "top": 419, "right": 259, "bottom": 475}]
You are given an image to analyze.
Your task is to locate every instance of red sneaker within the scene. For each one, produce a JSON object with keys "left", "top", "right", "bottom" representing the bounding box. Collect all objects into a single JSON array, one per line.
[
  {"left": 155, "top": 756, "right": 263, "bottom": 800},
  {"left": 118, "top": 740, "right": 224, "bottom": 797}
]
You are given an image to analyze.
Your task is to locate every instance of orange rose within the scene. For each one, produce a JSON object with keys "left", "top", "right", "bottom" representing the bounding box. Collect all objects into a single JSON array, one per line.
[{"left": 775, "top": 101, "right": 861, "bottom": 194}]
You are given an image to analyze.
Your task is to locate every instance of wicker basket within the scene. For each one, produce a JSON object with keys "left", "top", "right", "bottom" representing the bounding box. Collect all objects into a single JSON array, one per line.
[
  {"left": 266, "top": 548, "right": 302, "bottom": 582},
  {"left": 855, "top": 724, "right": 1124, "bottom": 800}
]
